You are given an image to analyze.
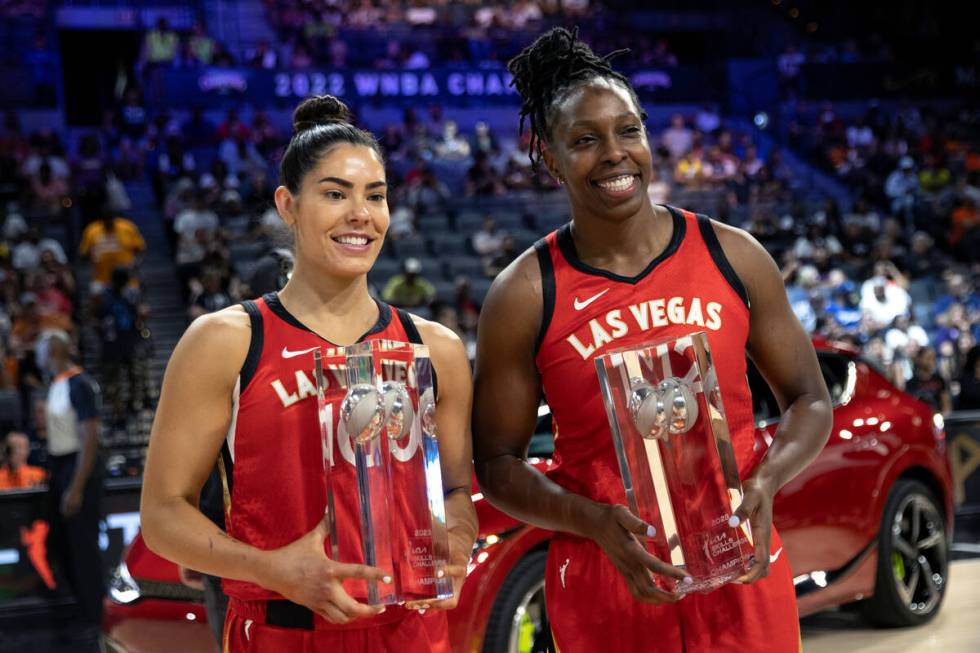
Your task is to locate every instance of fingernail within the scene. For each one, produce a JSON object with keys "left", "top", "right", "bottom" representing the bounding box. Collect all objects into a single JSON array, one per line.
[
  {"left": 646, "top": 525, "right": 657, "bottom": 538},
  {"left": 383, "top": 575, "right": 392, "bottom": 584},
  {"left": 376, "top": 606, "right": 386, "bottom": 613},
  {"left": 421, "top": 604, "right": 430, "bottom": 609},
  {"left": 728, "top": 515, "right": 740, "bottom": 528},
  {"left": 436, "top": 570, "right": 445, "bottom": 578},
  {"left": 682, "top": 576, "right": 693, "bottom": 585}
]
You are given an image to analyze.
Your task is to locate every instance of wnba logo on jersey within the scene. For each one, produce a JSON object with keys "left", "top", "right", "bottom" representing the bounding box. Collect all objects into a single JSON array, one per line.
[{"left": 566, "top": 296, "right": 723, "bottom": 360}]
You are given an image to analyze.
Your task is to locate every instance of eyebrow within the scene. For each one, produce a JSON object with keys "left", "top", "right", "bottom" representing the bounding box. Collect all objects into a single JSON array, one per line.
[
  {"left": 568, "top": 113, "right": 640, "bottom": 129},
  {"left": 317, "top": 176, "right": 387, "bottom": 189}
]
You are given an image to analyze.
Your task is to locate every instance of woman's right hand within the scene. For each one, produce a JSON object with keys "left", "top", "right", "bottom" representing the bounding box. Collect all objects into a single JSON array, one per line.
[
  {"left": 583, "top": 503, "right": 690, "bottom": 605},
  {"left": 258, "top": 516, "right": 390, "bottom": 624}
]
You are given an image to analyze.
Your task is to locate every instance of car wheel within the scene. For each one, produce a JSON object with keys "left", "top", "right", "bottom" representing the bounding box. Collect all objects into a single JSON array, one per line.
[
  {"left": 482, "top": 550, "right": 554, "bottom": 653},
  {"left": 861, "top": 479, "right": 949, "bottom": 627}
]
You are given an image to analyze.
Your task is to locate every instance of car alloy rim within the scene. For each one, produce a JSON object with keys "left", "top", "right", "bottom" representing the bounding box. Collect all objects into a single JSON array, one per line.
[
  {"left": 890, "top": 493, "right": 947, "bottom": 615},
  {"left": 508, "top": 578, "right": 547, "bottom": 653}
]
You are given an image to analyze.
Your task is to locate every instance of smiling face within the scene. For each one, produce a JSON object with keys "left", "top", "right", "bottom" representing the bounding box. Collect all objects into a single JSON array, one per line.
[
  {"left": 275, "top": 143, "right": 389, "bottom": 280},
  {"left": 543, "top": 78, "right": 653, "bottom": 222}
]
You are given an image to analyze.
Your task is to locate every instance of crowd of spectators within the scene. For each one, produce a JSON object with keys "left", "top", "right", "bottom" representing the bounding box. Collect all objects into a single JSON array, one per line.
[
  {"left": 771, "top": 101, "right": 980, "bottom": 411},
  {"left": 0, "top": 108, "right": 156, "bottom": 486}
]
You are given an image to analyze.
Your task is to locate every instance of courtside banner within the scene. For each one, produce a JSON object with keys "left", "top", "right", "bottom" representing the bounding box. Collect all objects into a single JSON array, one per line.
[
  {"left": 146, "top": 65, "right": 726, "bottom": 109},
  {"left": 948, "top": 410, "right": 980, "bottom": 516}
]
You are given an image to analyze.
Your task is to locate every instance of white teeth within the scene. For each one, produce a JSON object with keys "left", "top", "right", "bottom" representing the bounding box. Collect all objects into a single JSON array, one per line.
[
  {"left": 336, "top": 235, "right": 369, "bottom": 246},
  {"left": 597, "top": 175, "right": 636, "bottom": 192}
]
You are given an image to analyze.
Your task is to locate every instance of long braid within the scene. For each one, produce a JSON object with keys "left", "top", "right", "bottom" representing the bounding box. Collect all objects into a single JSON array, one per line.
[{"left": 507, "top": 27, "right": 643, "bottom": 168}]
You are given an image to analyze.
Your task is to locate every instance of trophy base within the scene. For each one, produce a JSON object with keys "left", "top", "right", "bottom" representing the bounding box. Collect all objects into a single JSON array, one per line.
[{"left": 674, "top": 561, "right": 751, "bottom": 595}]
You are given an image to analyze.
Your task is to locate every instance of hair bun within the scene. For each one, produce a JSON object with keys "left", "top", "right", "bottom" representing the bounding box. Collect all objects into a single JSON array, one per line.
[{"left": 292, "top": 95, "right": 352, "bottom": 133}]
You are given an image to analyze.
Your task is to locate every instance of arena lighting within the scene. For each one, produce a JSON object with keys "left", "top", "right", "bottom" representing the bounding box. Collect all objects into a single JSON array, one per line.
[{"left": 753, "top": 112, "right": 770, "bottom": 129}]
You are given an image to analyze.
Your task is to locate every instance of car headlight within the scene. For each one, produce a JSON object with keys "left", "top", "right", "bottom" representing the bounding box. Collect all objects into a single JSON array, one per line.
[{"left": 108, "top": 561, "right": 141, "bottom": 605}]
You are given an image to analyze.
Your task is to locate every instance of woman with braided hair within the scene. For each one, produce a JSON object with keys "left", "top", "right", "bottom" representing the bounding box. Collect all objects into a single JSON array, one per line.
[{"left": 473, "top": 28, "right": 831, "bottom": 651}]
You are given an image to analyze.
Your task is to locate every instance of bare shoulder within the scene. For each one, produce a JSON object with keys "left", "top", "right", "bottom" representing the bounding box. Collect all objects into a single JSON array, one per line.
[
  {"left": 410, "top": 315, "right": 468, "bottom": 367},
  {"left": 481, "top": 246, "right": 543, "bottom": 331},
  {"left": 172, "top": 305, "right": 252, "bottom": 377},
  {"left": 704, "top": 218, "right": 781, "bottom": 298}
]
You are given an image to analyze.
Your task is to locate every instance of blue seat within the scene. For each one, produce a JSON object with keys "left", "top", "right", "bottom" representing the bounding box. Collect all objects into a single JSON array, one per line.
[
  {"left": 391, "top": 238, "right": 428, "bottom": 259},
  {"left": 444, "top": 256, "right": 485, "bottom": 280},
  {"left": 428, "top": 233, "right": 470, "bottom": 257}
]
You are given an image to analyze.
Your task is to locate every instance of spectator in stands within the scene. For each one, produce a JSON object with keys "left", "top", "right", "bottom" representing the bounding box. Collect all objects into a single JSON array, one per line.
[
  {"left": 37, "top": 329, "right": 105, "bottom": 649},
  {"left": 471, "top": 122, "right": 499, "bottom": 158},
  {"left": 0, "top": 431, "right": 45, "bottom": 490},
  {"left": 695, "top": 104, "right": 721, "bottom": 135},
  {"left": 219, "top": 134, "right": 266, "bottom": 179},
  {"left": 79, "top": 211, "right": 146, "bottom": 290},
  {"left": 884, "top": 156, "right": 918, "bottom": 221},
  {"left": 906, "top": 231, "right": 948, "bottom": 279},
  {"left": 247, "top": 39, "right": 279, "bottom": 69},
  {"left": 382, "top": 257, "right": 435, "bottom": 308},
  {"left": 860, "top": 262, "right": 911, "bottom": 330},
  {"left": 189, "top": 269, "right": 233, "bottom": 321},
  {"left": 28, "top": 162, "right": 67, "bottom": 216},
  {"left": 484, "top": 234, "right": 519, "bottom": 278},
  {"left": 405, "top": 166, "right": 450, "bottom": 214},
  {"left": 188, "top": 21, "right": 216, "bottom": 66},
  {"left": 950, "top": 196, "right": 979, "bottom": 258},
  {"left": 466, "top": 151, "right": 504, "bottom": 196},
  {"left": 777, "top": 44, "right": 805, "bottom": 98},
  {"left": 143, "top": 17, "right": 179, "bottom": 67},
  {"left": 472, "top": 216, "right": 506, "bottom": 260},
  {"left": 661, "top": 114, "right": 693, "bottom": 161},
  {"left": 387, "top": 194, "right": 416, "bottom": 240},
  {"left": 905, "top": 346, "right": 952, "bottom": 414},
  {"left": 958, "top": 346, "right": 980, "bottom": 410},
  {"left": 434, "top": 121, "right": 471, "bottom": 160},
  {"left": 173, "top": 189, "right": 219, "bottom": 294},
  {"left": 96, "top": 267, "right": 146, "bottom": 427}
]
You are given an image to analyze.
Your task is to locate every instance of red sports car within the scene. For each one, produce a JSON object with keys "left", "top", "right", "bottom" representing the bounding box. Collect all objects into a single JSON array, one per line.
[{"left": 103, "top": 339, "right": 954, "bottom": 653}]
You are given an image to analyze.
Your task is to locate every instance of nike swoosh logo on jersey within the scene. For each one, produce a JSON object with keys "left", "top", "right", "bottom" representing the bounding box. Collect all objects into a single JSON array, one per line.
[
  {"left": 573, "top": 288, "right": 610, "bottom": 311},
  {"left": 769, "top": 547, "right": 783, "bottom": 564},
  {"left": 281, "top": 346, "right": 319, "bottom": 359}
]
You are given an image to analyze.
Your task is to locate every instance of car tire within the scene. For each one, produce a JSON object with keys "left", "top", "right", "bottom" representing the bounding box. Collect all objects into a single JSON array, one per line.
[
  {"left": 482, "top": 549, "right": 554, "bottom": 653},
  {"left": 860, "top": 479, "right": 949, "bottom": 627}
]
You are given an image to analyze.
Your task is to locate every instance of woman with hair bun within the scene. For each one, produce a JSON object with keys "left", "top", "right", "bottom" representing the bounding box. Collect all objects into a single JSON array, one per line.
[
  {"left": 473, "top": 28, "right": 831, "bottom": 652},
  {"left": 141, "top": 95, "right": 476, "bottom": 652}
]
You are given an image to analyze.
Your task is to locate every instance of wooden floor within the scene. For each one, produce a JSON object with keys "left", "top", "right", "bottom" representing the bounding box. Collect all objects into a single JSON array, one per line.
[{"left": 801, "top": 559, "right": 980, "bottom": 653}]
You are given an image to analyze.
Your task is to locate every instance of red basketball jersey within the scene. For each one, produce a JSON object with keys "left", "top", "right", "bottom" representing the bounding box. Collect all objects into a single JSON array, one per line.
[
  {"left": 535, "top": 206, "right": 759, "bottom": 501},
  {"left": 534, "top": 207, "right": 801, "bottom": 653},
  {"left": 218, "top": 294, "right": 425, "bottom": 610}
]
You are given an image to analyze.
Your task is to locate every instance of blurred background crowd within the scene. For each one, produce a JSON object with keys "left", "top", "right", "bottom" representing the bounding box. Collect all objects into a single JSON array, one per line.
[{"left": 0, "top": 0, "right": 977, "bottom": 488}]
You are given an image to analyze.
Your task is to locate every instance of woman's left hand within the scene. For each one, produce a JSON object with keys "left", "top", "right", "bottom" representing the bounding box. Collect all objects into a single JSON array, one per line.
[{"left": 732, "top": 474, "right": 777, "bottom": 584}]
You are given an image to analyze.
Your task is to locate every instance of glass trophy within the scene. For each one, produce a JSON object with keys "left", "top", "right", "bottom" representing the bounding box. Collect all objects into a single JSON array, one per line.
[
  {"left": 595, "top": 331, "right": 753, "bottom": 593},
  {"left": 315, "top": 340, "right": 452, "bottom": 606}
]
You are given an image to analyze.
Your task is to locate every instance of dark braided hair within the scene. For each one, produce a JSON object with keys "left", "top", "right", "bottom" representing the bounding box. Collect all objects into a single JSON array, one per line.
[{"left": 508, "top": 27, "right": 646, "bottom": 168}]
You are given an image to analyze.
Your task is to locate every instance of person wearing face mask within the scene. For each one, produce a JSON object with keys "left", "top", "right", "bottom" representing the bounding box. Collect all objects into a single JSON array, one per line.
[
  {"left": 472, "top": 29, "right": 832, "bottom": 653},
  {"left": 140, "top": 95, "right": 477, "bottom": 653},
  {"left": 37, "top": 329, "right": 105, "bottom": 651}
]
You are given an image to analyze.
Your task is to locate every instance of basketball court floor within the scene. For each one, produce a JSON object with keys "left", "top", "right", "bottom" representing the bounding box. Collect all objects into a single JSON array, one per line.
[{"left": 801, "top": 558, "right": 980, "bottom": 652}]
